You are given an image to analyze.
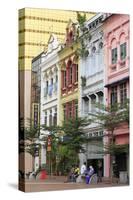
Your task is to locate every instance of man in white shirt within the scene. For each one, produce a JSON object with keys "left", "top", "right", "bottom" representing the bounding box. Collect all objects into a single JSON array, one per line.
[{"left": 80, "top": 162, "right": 87, "bottom": 175}]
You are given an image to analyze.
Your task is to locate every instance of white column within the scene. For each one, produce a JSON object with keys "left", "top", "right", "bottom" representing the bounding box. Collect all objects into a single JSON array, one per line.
[
  {"left": 95, "top": 93, "right": 99, "bottom": 112},
  {"left": 52, "top": 107, "right": 55, "bottom": 125},
  {"left": 34, "top": 143, "right": 40, "bottom": 172},
  {"left": 41, "top": 144, "right": 46, "bottom": 165},
  {"left": 87, "top": 95, "right": 91, "bottom": 113},
  {"left": 34, "top": 157, "right": 39, "bottom": 172},
  {"left": 95, "top": 93, "right": 99, "bottom": 103},
  {"left": 47, "top": 109, "right": 50, "bottom": 126},
  {"left": 57, "top": 67, "right": 60, "bottom": 125}
]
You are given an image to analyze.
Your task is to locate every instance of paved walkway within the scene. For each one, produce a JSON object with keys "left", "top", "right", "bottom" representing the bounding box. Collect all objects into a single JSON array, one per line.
[{"left": 19, "top": 176, "right": 129, "bottom": 192}]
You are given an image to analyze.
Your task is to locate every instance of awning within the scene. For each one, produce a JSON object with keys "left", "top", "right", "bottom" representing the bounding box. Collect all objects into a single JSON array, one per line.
[{"left": 104, "top": 76, "right": 129, "bottom": 88}]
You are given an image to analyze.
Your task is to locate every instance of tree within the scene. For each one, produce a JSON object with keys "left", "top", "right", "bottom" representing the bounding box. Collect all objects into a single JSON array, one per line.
[
  {"left": 60, "top": 117, "right": 90, "bottom": 153},
  {"left": 19, "top": 123, "right": 41, "bottom": 172},
  {"left": 41, "top": 117, "right": 90, "bottom": 174},
  {"left": 75, "top": 12, "right": 91, "bottom": 58},
  {"left": 89, "top": 100, "right": 129, "bottom": 182},
  {"left": 76, "top": 12, "right": 86, "bottom": 27},
  {"left": 55, "top": 117, "right": 90, "bottom": 173},
  {"left": 40, "top": 125, "right": 61, "bottom": 175},
  {"left": 57, "top": 145, "right": 79, "bottom": 175}
]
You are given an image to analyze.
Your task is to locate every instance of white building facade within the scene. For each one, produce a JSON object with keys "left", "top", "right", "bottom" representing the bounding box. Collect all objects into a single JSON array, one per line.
[
  {"left": 79, "top": 13, "right": 105, "bottom": 175},
  {"left": 39, "top": 34, "right": 62, "bottom": 167}
]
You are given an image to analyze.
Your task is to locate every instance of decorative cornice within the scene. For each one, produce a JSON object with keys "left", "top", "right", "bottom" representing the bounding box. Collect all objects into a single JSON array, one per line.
[{"left": 108, "top": 67, "right": 129, "bottom": 79}]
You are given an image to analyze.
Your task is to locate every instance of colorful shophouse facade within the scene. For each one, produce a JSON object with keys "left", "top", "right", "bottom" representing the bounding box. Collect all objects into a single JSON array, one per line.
[
  {"left": 103, "top": 14, "right": 130, "bottom": 177},
  {"left": 31, "top": 34, "right": 62, "bottom": 171},
  {"left": 58, "top": 20, "right": 79, "bottom": 125},
  {"left": 30, "top": 13, "right": 130, "bottom": 178},
  {"left": 79, "top": 13, "right": 105, "bottom": 175}
]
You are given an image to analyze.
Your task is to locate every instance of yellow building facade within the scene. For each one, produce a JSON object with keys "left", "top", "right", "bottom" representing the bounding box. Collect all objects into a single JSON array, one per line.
[{"left": 58, "top": 20, "right": 80, "bottom": 125}]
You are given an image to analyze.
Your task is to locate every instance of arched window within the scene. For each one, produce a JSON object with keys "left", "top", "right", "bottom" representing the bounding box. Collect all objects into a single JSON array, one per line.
[
  {"left": 111, "top": 38, "right": 117, "bottom": 64},
  {"left": 92, "top": 46, "right": 96, "bottom": 53},
  {"left": 119, "top": 33, "right": 126, "bottom": 61},
  {"left": 67, "top": 60, "right": 72, "bottom": 85},
  {"left": 62, "top": 70, "right": 66, "bottom": 88},
  {"left": 99, "top": 42, "right": 103, "bottom": 49}
]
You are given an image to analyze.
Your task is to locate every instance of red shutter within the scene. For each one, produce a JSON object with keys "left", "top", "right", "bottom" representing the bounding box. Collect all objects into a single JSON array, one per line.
[
  {"left": 66, "top": 67, "right": 68, "bottom": 86},
  {"left": 61, "top": 71, "right": 64, "bottom": 88}
]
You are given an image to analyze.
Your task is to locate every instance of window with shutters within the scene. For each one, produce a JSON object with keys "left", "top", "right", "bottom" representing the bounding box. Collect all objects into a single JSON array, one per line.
[
  {"left": 111, "top": 86, "right": 117, "bottom": 105},
  {"left": 44, "top": 111, "right": 47, "bottom": 126},
  {"left": 63, "top": 71, "right": 67, "bottom": 87},
  {"left": 120, "top": 82, "right": 127, "bottom": 106},
  {"left": 111, "top": 48, "right": 117, "bottom": 64},
  {"left": 120, "top": 43, "right": 126, "bottom": 61},
  {"left": 53, "top": 108, "right": 57, "bottom": 126}
]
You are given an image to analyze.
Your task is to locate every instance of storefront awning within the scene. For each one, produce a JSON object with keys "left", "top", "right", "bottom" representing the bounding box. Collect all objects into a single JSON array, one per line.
[{"left": 104, "top": 76, "right": 129, "bottom": 88}]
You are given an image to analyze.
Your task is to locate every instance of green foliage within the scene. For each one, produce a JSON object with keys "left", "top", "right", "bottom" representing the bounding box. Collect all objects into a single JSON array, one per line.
[
  {"left": 41, "top": 117, "right": 90, "bottom": 174},
  {"left": 89, "top": 141, "right": 129, "bottom": 156},
  {"left": 60, "top": 117, "right": 90, "bottom": 153},
  {"left": 76, "top": 31, "right": 91, "bottom": 58},
  {"left": 19, "top": 124, "right": 41, "bottom": 158},
  {"left": 76, "top": 48, "right": 89, "bottom": 58},
  {"left": 75, "top": 12, "right": 91, "bottom": 58},
  {"left": 88, "top": 100, "right": 129, "bottom": 180},
  {"left": 24, "top": 125, "right": 40, "bottom": 141},
  {"left": 89, "top": 100, "right": 129, "bottom": 133},
  {"left": 76, "top": 12, "right": 86, "bottom": 26},
  {"left": 57, "top": 145, "right": 79, "bottom": 174},
  {"left": 81, "top": 76, "right": 86, "bottom": 86}
]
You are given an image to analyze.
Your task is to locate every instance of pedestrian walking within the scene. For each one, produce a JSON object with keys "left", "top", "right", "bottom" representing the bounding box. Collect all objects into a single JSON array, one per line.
[
  {"left": 65, "top": 165, "right": 75, "bottom": 182},
  {"left": 97, "top": 161, "right": 102, "bottom": 183},
  {"left": 80, "top": 162, "right": 87, "bottom": 175},
  {"left": 73, "top": 165, "right": 80, "bottom": 182},
  {"left": 85, "top": 166, "right": 94, "bottom": 184}
]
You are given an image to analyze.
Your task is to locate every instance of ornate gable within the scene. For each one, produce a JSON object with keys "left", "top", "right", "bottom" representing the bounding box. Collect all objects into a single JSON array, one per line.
[
  {"left": 47, "top": 34, "right": 59, "bottom": 52},
  {"left": 65, "top": 19, "right": 79, "bottom": 46}
]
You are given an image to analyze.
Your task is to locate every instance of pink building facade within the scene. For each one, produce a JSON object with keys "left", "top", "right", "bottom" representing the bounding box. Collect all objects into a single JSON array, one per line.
[{"left": 103, "top": 14, "right": 130, "bottom": 177}]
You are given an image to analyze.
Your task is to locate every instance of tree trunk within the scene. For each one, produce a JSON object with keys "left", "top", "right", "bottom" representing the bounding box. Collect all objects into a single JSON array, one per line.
[
  {"left": 109, "top": 130, "right": 114, "bottom": 184},
  {"left": 110, "top": 154, "right": 113, "bottom": 184}
]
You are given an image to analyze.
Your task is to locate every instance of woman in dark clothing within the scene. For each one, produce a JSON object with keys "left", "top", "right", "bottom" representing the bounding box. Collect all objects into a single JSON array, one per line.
[{"left": 97, "top": 161, "right": 102, "bottom": 182}]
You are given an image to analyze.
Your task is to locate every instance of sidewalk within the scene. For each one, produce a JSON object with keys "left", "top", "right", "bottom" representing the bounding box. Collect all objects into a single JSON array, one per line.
[{"left": 22, "top": 176, "right": 129, "bottom": 192}]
